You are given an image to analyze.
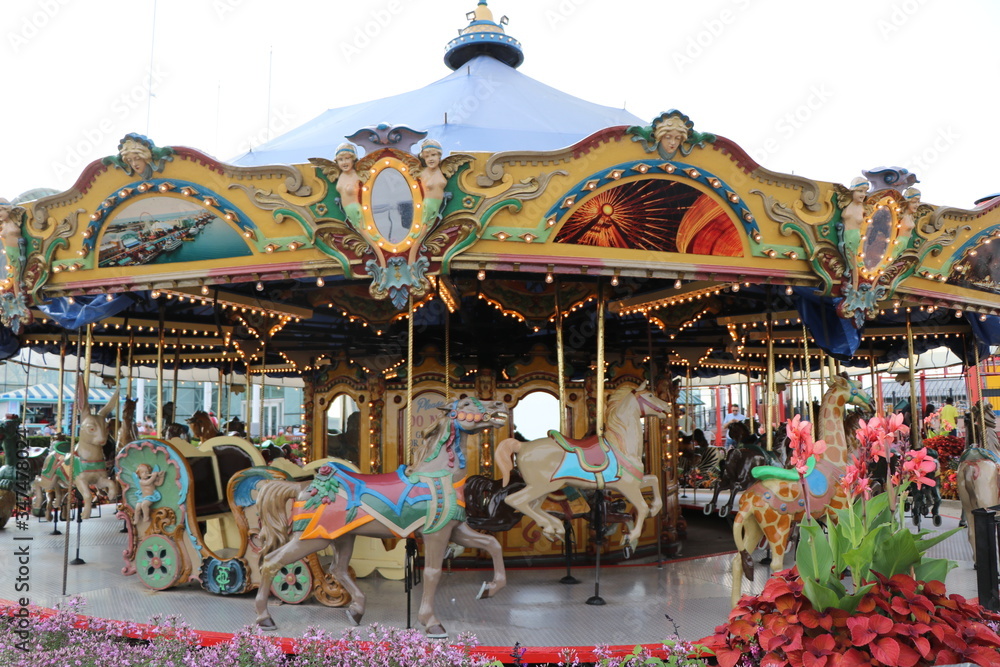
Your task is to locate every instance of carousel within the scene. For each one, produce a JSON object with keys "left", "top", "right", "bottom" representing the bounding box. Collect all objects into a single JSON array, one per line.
[{"left": 2, "top": 0, "right": 1000, "bottom": 653}]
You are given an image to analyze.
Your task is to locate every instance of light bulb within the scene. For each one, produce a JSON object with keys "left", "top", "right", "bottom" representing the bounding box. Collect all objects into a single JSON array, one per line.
[
  {"left": 732, "top": 283, "right": 740, "bottom": 293},
  {"left": 611, "top": 275, "right": 619, "bottom": 286},
  {"left": 477, "top": 269, "right": 486, "bottom": 281},
  {"left": 256, "top": 281, "right": 264, "bottom": 291},
  {"left": 201, "top": 285, "right": 209, "bottom": 295},
  {"left": 316, "top": 277, "right": 325, "bottom": 287},
  {"left": 786, "top": 286, "right": 793, "bottom": 296},
  {"left": 674, "top": 279, "right": 682, "bottom": 289},
  {"left": 545, "top": 272, "right": 553, "bottom": 284}
]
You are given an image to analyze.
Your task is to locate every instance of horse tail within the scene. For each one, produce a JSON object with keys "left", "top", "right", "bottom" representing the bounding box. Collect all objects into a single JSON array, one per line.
[
  {"left": 495, "top": 438, "right": 522, "bottom": 485},
  {"left": 255, "top": 480, "right": 303, "bottom": 558}
]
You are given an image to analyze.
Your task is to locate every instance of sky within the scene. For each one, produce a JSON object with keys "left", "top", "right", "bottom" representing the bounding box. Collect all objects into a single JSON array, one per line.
[{"left": 3, "top": 0, "right": 999, "bottom": 209}]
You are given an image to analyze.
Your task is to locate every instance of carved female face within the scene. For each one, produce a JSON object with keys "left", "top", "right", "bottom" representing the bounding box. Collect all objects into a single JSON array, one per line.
[
  {"left": 421, "top": 148, "right": 442, "bottom": 169},
  {"left": 659, "top": 129, "right": 686, "bottom": 154},
  {"left": 123, "top": 152, "right": 150, "bottom": 176},
  {"left": 336, "top": 153, "right": 356, "bottom": 172}
]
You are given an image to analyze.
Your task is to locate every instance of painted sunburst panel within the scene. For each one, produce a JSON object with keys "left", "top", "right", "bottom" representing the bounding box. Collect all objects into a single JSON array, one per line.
[{"left": 553, "top": 179, "right": 743, "bottom": 256}]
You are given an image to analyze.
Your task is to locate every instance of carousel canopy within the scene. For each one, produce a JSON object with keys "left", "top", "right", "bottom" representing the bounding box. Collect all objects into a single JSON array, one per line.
[
  {"left": 231, "top": 4, "right": 642, "bottom": 166},
  {"left": 0, "top": 382, "right": 114, "bottom": 405}
]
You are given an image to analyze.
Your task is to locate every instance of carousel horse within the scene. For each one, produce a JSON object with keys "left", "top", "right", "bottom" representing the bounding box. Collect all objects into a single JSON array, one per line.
[
  {"left": 115, "top": 397, "right": 139, "bottom": 450},
  {"left": 730, "top": 374, "right": 872, "bottom": 607},
  {"left": 678, "top": 429, "right": 724, "bottom": 489},
  {"left": 161, "top": 402, "right": 191, "bottom": 440},
  {"left": 705, "top": 421, "right": 790, "bottom": 518},
  {"left": 34, "top": 380, "right": 120, "bottom": 520},
  {"left": 495, "top": 381, "right": 668, "bottom": 555},
  {"left": 956, "top": 400, "right": 1000, "bottom": 563},
  {"left": 253, "top": 396, "right": 510, "bottom": 638},
  {"left": 186, "top": 410, "right": 221, "bottom": 442},
  {"left": 909, "top": 448, "right": 942, "bottom": 529}
]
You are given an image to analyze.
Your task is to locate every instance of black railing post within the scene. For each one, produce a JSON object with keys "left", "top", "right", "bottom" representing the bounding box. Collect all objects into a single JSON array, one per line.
[{"left": 973, "top": 505, "right": 1000, "bottom": 611}]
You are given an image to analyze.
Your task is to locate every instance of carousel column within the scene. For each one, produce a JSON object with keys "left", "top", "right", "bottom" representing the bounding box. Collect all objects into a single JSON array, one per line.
[
  {"left": 556, "top": 280, "right": 567, "bottom": 434},
  {"left": 56, "top": 332, "right": 67, "bottom": 435},
  {"left": 765, "top": 292, "right": 775, "bottom": 450},
  {"left": 646, "top": 317, "right": 664, "bottom": 566}
]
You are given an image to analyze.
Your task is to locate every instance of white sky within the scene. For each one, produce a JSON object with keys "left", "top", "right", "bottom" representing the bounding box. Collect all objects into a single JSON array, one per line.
[{"left": 3, "top": 0, "right": 999, "bottom": 209}]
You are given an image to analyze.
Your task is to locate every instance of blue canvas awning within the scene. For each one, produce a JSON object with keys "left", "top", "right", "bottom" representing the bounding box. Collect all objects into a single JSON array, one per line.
[{"left": 0, "top": 383, "right": 114, "bottom": 405}]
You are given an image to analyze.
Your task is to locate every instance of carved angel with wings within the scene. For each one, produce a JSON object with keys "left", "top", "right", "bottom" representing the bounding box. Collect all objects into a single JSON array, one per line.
[
  {"left": 412, "top": 139, "right": 473, "bottom": 224},
  {"left": 309, "top": 143, "right": 373, "bottom": 225},
  {"left": 833, "top": 177, "right": 871, "bottom": 264}
]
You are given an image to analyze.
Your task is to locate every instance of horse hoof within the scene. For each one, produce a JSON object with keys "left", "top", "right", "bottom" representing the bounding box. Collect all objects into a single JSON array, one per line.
[
  {"left": 257, "top": 618, "right": 277, "bottom": 632},
  {"left": 718, "top": 505, "right": 730, "bottom": 518},
  {"left": 476, "top": 582, "right": 490, "bottom": 600},
  {"left": 703, "top": 504, "right": 714, "bottom": 515},
  {"left": 346, "top": 608, "right": 362, "bottom": 626},
  {"left": 623, "top": 544, "right": 634, "bottom": 560},
  {"left": 933, "top": 515, "right": 942, "bottom": 527},
  {"left": 425, "top": 625, "right": 447, "bottom": 640},
  {"left": 960, "top": 519, "right": 968, "bottom": 528}
]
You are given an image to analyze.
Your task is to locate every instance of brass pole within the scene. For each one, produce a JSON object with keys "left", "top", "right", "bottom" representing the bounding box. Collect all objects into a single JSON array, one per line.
[
  {"left": 905, "top": 312, "right": 920, "bottom": 448},
  {"left": 61, "top": 330, "right": 83, "bottom": 596},
  {"left": 258, "top": 337, "right": 267, "bottom": 439},
  {"left": 114, "top": 343, "right": 122, "bottom": 446},
  {"left": 975, "top": 340, "right": 988, "bottom": 447},
  {"left": 406, "top": 293, "right": 415, "bottom": 465},
  {"left": 217, "top": 367, "right": 224, "bottom": 428},
  {"left": 596, "top": 280, "right": 605, "bottom": 438},
  {"left": 56, "top": 333, "right": 67, "bottom": 435},
  {"left": 802, "top": 323, "right": 814, "bottom": 436},
  {"left": 555, "top": 281, "right": 566, "bottom": 434},
  {"left": 766, "top": 313, "right": 775, "bottom": 450},
  {"left": 171, "top": 333, "right": 180, "bottom": 420},
  {"left": 156, "top": 302, "right": 165, "bottom": 436},
  {"left": 21, "top": 348, "right": 31, "bottom": 425},
  {"left": 868, "top": 338, "right": 879, "bottom": 415}
]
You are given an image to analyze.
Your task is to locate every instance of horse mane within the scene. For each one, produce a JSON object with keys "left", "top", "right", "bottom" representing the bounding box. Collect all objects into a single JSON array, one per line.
[
  {"left": 604, "top": 385, "right": 639, "bottom": 455},
  {"left": 408, "top": 416, "right": 452, "bottom": 468}
]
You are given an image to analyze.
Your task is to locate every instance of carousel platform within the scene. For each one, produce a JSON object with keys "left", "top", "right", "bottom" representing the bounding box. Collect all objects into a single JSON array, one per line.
[{"left": 0, "top": 496, "right": 979, "bottom": 659}]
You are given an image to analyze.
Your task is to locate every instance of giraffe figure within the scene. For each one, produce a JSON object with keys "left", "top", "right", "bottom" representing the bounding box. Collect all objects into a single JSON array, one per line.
[{"left": 730, "top": 373, "right": 871, "bottom": 607}]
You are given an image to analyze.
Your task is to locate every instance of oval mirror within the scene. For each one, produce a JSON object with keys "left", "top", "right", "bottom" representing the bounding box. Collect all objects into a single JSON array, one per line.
[
  {"left": 370, "top": 169, "right": 414, "bottom": 244},
  {"left": 862, "top": 207, "right": 893, "bottom": 271}
]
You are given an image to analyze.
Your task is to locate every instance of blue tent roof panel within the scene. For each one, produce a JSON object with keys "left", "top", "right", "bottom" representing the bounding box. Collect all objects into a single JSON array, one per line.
[{"left": 0, "top": 383, "right": 114, "bottom": 405}]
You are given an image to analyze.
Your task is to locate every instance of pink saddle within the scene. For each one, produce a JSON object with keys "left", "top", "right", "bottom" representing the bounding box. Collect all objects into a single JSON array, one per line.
[{"left": 547, "top": 431, "right": 608, "bottom": 468}]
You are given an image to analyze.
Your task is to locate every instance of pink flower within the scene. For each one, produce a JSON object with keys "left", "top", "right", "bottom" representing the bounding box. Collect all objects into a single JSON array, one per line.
[
  {"left": 842, "top": 455, "right": 873, "bottom": 499},
  {"left": 902, "top": 447, "right": 938, "bottom": 488},
  {"left": 886, "top": 411, "right": 910, "bottom": 438}
]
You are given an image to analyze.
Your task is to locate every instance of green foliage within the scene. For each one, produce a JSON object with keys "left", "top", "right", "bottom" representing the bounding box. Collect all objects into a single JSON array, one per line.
[{"left": 794, "top": 485, "right": 959, "bottom": 614}]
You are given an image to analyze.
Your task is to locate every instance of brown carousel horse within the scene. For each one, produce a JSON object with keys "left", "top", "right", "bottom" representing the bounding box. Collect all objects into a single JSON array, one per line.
[
  {"left": 116, "top": 397, "right": 139, "bottom": 449},
  {"left": 253, "top": 396, "right": 510, "bottom": 638},
  {"left": 185, "top": 410, "right": 221, "bottom": 441},
  {"left": 495, "top": 381, "right": 668, "bottom": 556},
  {"left": 956, "top": 400, "right": 1000, "bottom": 564},
  {"left": 34, "top": 379, "right": 120, "bottom": 520},
  {"left": 730, "top": 374, "right": 871, "bottom": 606}
]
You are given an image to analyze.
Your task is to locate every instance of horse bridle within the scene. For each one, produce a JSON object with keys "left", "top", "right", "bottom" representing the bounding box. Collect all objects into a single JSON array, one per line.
[{"left": 632, "top": 389, "right": 665, "bottom": 417}]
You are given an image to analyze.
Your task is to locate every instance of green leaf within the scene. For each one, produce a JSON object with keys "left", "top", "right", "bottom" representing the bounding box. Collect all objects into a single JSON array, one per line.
[
  {"left": 796, "top": 523, "right": 834, "bottom": 583},
  {"left": 913, "top": 557, "right": 957, "bottom": 583},
  {"left": 834, "top": 582, "right": 876, "bottom": 614},
  {"left": 841, "top": 524, "right": 886, "bottom": 583},
  {"left": 802, "top": 578, "right": 843, "bottom": 613},
  {"left": 914, "top": 526, "right": 962, "bottom": 554},
  {"left": 870, "top": 528, "right": 921, "bottom": 577}
]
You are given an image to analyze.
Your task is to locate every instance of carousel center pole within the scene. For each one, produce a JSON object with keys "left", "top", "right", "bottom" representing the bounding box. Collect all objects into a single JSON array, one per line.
[{"left": 587, "top": 279, "right": 607, "bottom": 606}]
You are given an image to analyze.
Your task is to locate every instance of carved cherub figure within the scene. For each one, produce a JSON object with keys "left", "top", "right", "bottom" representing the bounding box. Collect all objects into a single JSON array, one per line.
[
  {"left": 0, "top": 198, "right": 25, "bottom": 288},
  {"left": 133, "top": 463, "right": 166, "bottom": 524},
  {"left": 411, "top": 140, "right": 471, "bottom": 225}
]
